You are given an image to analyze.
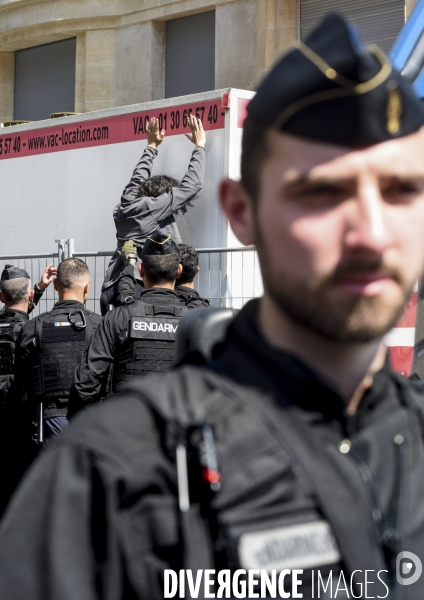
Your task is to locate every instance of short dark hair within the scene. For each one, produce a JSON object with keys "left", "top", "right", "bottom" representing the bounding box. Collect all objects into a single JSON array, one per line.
[
  {"left": 56, "top": 258, "right": 90, "bottom": 290},
  {"left": 142, "top": 253, "right": 180, "bottom": 285},
  {"left": 178, "top": 244, "right": 199, "bottom": 285},
  {"left": 240, "top": 117, "right": 272, "bottom": 203},
  {"left": 0, "top": 278, "right": 31, "bottom": 306}
]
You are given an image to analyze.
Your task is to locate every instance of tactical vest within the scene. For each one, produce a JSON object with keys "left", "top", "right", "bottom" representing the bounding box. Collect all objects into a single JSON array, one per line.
[
  {"left": 113, "top": 300, "right": 188, "bottom": 390},
  {"left": 0, "top": 316, "right": 25, "bottom": 405},
  {"left": 29, "top": 309, "right": 94, "bottom": 403}
]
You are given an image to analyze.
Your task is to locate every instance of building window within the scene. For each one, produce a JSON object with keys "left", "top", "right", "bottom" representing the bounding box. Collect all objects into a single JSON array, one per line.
[
  {"left": 300, "top": 0, "right": 404, "bottom": 55},
  {"left": 14, "top": 38, "right": 76, "bottom": 121},
  {"left": 165, "top": 11, "right": 215, "bottom": 98}
]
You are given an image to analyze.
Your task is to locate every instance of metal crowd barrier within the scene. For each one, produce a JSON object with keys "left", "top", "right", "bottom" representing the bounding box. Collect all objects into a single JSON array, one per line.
[
  {"left": 0, "top": 241, "right": 263, "bottom": 316},
  {"left": 0, "top": 252, "right": 60, "bottom": 316}
]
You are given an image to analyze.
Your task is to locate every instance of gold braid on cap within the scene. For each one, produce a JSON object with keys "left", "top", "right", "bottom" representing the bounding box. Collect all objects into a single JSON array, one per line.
[
  {"left": 386, "top": 80, "right": 402, "bottom": 134},
  {"left": 146, "top": 233, "right": 172, "bottom": 245},
  {"left": 272, "top": 43, "right": 393, "bottom": 130}
]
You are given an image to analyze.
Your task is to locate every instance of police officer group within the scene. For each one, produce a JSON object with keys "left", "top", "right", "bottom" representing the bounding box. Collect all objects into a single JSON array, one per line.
[{"left": 3, "top": 11, "right": 424, "bottom": 600}]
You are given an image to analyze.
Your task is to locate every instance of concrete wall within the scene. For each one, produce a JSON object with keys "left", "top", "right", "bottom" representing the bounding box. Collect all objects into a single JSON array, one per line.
[
  {"left": 215, "top": 0, "right": 257, "bottom": 90},
  {"left": 115, "top": 21, "right": 165, "bottom": 106},
  {"left": 0, "top": 51, "right": 13, "bottom": 122},
  {"left": 257, "top": 0, "right": 297, "bottom": 82},
  {"left": 405, "top": 0, "right": 418, "bottom": 19}
]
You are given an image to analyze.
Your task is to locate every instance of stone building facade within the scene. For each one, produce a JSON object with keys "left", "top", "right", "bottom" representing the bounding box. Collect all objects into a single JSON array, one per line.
[{"left": 0, "top": 0, "right": 417, "bottom": 123}]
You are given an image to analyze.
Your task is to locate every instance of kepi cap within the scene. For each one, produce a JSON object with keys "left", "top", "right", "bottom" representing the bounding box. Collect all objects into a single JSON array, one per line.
[
  {"left": 247, "top": 13, "right": 424, "bottom": 147},
  {"left": 1, "top": 264, "right": 30, "bottom": 281},
  {"left": 142, "top": 232, "right": 180, "bottom": 257}
]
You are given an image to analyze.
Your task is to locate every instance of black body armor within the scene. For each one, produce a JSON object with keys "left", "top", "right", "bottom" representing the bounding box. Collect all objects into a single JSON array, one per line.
[
  {"left": 29, "top": 309, "right": 95, "bottom": 417},
  {"left": 0, "top": 312, "right": 26, "bottom": 405},
  {"left": 113, "top": 300, "right": 188, "bottom": 390}
]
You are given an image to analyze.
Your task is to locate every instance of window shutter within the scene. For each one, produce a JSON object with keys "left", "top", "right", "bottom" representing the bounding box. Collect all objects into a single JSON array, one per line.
[
  {"left": 300, "top": 0, "right": 404, "bottom": 54},
  {"left": 166, "top": 12, "right": 215, "bottom": 98},
  {"left": 15, "top": 38, "right": 76, "bottom": 121}
]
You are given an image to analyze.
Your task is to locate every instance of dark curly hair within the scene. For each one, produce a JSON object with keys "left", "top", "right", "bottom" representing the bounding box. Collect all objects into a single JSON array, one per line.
[
  {"left": 178, "top": 244, "right": 199, "bottom": 285},
  {"left": 137, "top": 175, "right": 179, "bottom": 199},
  {"left": 137, "top": 175, "right": 196, "bottom": 216}
]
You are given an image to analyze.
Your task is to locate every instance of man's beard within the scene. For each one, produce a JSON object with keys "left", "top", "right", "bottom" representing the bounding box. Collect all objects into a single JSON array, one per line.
[{"left": 256, "top": 237, "right": 412, "bottom": 343}]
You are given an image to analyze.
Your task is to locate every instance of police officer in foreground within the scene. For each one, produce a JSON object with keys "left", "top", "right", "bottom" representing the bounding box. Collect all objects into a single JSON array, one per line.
[
  {"left": 68, "top": 232, "right": 188, "bottom": 416},
  {"left": 3, "top": 13, "right": 424, "bottom": 599},
  {"left": 8, "top": 258, "right": 101, "bottom": 444},
  {"left": 176, "top": 244, "right": 211, "bottom": 309}
]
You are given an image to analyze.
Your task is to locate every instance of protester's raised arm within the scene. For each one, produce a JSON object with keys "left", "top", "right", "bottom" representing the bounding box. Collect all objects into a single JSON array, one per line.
[
  {"left": 149, "top": 116, "right": 206, "bottom": 220},
  {"left": 121, "top": 117, "right": 165, "bottom": 202}
]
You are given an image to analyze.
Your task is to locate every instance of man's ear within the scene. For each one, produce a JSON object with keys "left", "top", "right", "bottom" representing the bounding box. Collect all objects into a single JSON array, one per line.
[
  {"left": 219, "top": 178, "right": 255, "bottom": 246},
  {"left": 196, "top": 266, "right": 200, "bottom": 274},
  {"left": 28, "top": 289, "right": 35, "bottom": 302},
  {"left": 84, "top": 282, "right": 90, "bottom": 297},
  {"left": 0, "top": 291, "right": 4, "bottom": 304},
  {"left": 138, "top": 263, "right": 145, "bottom": 278},
  {"left": 176, "top": 264, "right": 183, "bottom": 279},
  {"left": 53, "top": 279, "right": 59, "bottom": 292}
]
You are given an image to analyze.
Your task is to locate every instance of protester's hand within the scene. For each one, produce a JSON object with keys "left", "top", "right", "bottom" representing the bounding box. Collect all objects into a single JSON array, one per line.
[
  {"left": 147, "top": 117, "right": 165, "bottom": 149},
  {"left": 121, "top": 240, "right": 138, "bottom": 262},
  {"left": 37, "top": 263, "right": 57, "bottom": 291},
  {"left": 185, "top": 115, "right": 206, "bottom": 148}
]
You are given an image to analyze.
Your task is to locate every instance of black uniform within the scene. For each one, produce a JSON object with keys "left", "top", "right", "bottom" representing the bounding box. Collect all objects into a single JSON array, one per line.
[
  {"left": 68, "top": 288, "right": 188, "bottom": 416},
  {"left": 0, "top": 308, "right": 29, "bottom": 405},
  {"left": 0, "top": 290, "right": 45, "bottom": 404},
  {"left": 0, "top": 308, "right": 31, "bottom": 516},
  {"left": 2, "top": 300, "right": 424, "bottom": 598},
  {"left": 8, "top": 300, "right": 102, "bottom": 430},
  {"left": 175, "top": 285, "right": 211, "bottom": 309}
]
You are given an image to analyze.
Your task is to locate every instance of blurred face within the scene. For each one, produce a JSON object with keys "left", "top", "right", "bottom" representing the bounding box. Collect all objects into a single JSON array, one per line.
[{"left": 221, "top": 128, "right": 424, "bottom": 342}]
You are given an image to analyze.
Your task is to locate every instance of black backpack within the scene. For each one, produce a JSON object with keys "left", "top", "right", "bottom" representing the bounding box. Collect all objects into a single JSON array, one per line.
[{"left": 0, "top": 319, "right": 24, "bottom": 406}]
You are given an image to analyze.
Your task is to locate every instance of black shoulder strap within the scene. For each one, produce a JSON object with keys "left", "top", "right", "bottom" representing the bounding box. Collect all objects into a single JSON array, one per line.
[
  {"left": 81, "top": 310, "right": 95, "bottom": 342},
  {"left": 35, "top": 318, "right": 44, "bottom": 356},
  {"left": 0, "top": 317, "right": 23, "bottom": 339},
  {"left": 144, "top": 304, "right": 184, "bottom": 317},
  {"left": 0, "top": 313, "right": 25, "bottom": 326},
  {"left": 125, "top": 301, "right": 147, "bottom": 318},
  {"left": 126, "top": 300, "right": 187, "bottom": 318}
]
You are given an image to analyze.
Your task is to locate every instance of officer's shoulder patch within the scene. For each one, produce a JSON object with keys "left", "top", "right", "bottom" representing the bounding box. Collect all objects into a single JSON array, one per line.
[
  {"left": 130, "top": 316, "right": 180, "bottom": 341},
  {"left": 41, "top": 321, "right": 86, "bottom": 343},
  {"left": 238, "top": 520, "right": 341, "bottom": 572}
]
